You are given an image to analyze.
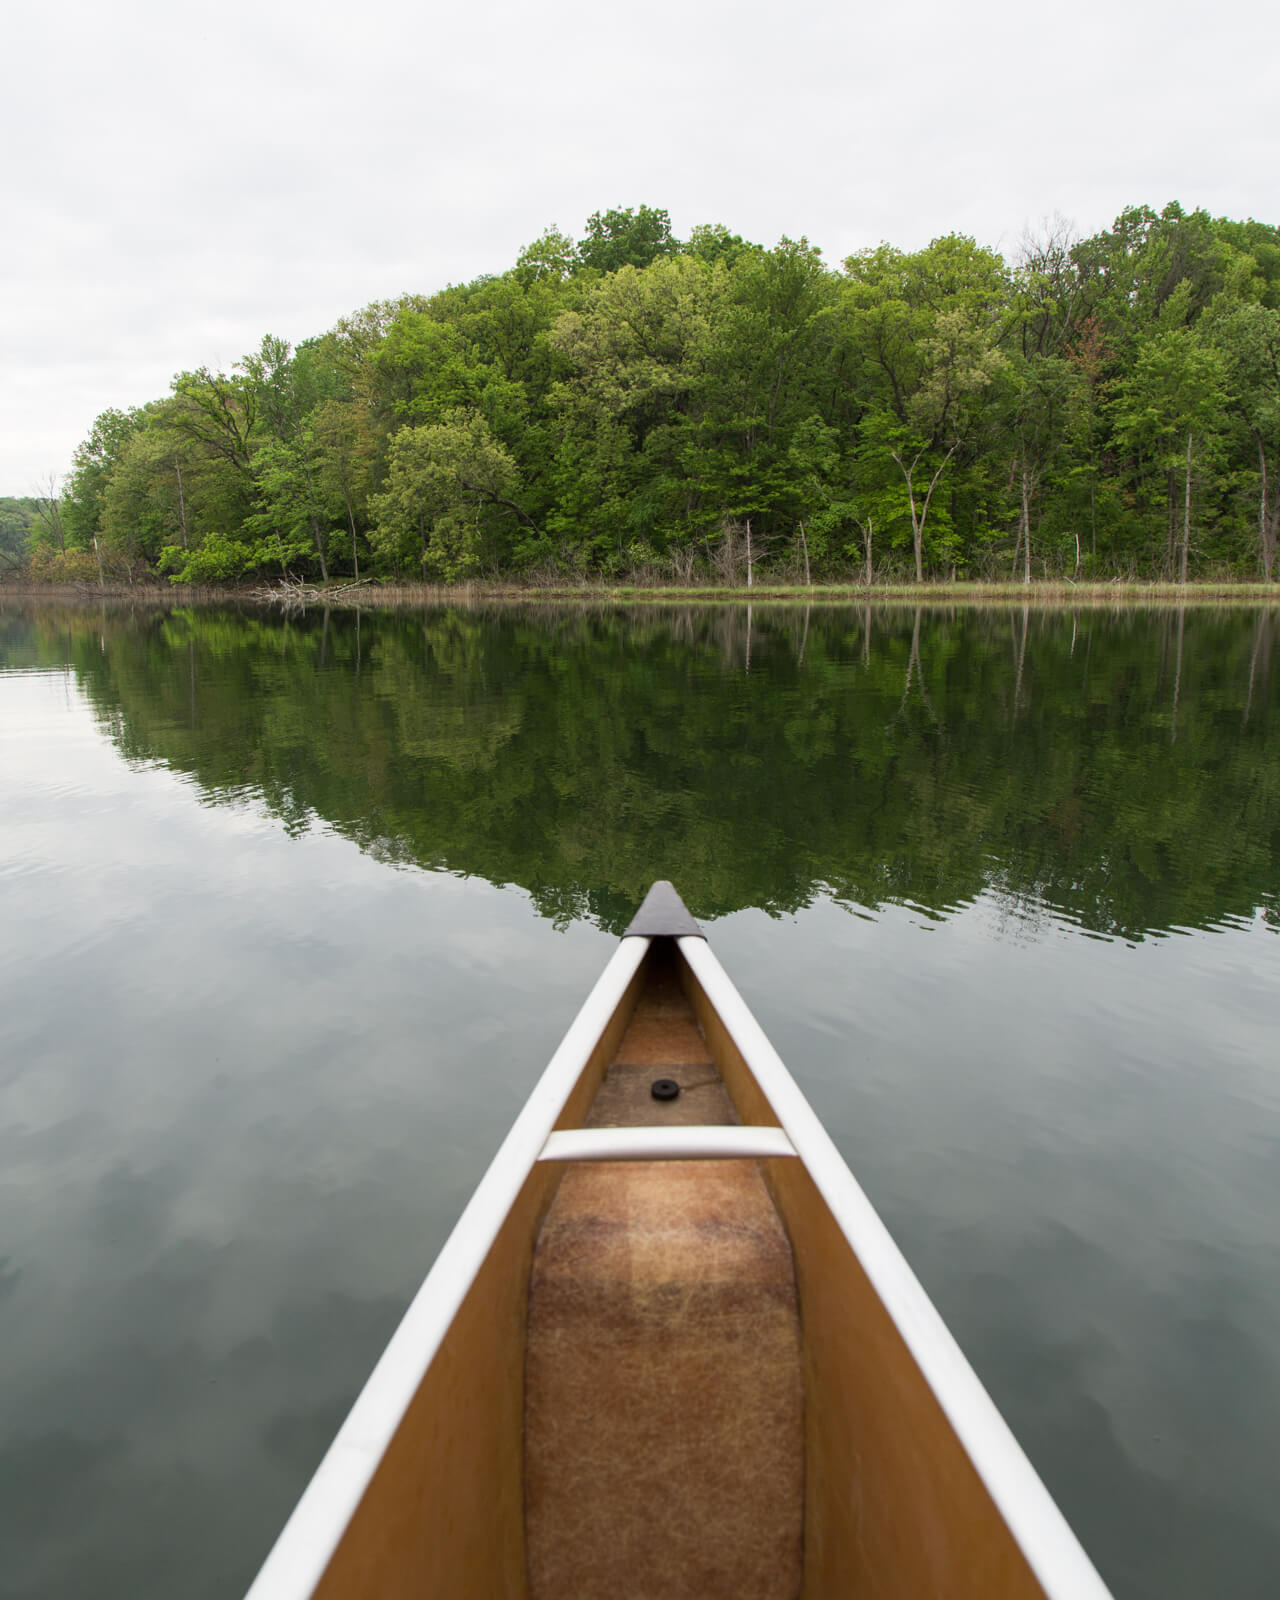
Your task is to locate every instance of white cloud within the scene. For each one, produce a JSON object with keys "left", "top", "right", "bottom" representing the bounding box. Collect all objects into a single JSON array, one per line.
[{"left": 2, "top": 0, "right": 1277, "bottom": 490}]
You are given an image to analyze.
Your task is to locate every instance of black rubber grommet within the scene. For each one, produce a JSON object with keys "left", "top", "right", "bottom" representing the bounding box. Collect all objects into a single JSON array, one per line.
[{"left": 650, "top": 1078, "right": 680, "bottom": 1102}]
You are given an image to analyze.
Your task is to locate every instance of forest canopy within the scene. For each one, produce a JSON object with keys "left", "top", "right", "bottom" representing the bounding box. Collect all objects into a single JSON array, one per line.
[{"left": 21, "top": 202, "right": 1280, "bottom": 586}]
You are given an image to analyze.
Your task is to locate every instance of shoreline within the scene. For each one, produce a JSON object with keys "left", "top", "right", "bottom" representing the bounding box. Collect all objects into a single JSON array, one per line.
[{"left": 3, "top": 577, "right": 1279, "bottom": 609}]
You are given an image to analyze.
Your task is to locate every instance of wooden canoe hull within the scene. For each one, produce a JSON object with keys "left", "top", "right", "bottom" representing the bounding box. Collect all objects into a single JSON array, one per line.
[{"left": 247, "top": 896, "right": 1113, "bottom": 1600}]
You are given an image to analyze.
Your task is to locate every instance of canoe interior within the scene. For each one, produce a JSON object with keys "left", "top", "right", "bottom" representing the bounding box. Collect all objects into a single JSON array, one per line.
[
  {"left": 524, "top": 945, "right": 805, "bottom": 1597},
  {"left": 304, "top": 937, "right": 1053, "bottom": 1599}
]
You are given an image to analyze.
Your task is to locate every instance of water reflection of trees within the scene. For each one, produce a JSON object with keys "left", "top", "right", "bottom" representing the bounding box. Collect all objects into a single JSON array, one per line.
[{"left": 3, "top": 599, "right": 1277, "bottom": 939}]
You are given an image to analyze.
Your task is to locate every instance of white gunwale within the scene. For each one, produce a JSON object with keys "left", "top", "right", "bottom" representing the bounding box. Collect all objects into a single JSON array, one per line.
[
  {"left": 244, "top": 935, "right": 650, "bottom": 1600},
  {"left": 677, "top": 933, "right": 1113, "bottom": 1600}
]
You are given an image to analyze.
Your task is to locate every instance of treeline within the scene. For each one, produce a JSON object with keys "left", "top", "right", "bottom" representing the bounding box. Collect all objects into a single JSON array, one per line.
[{"left": 22, "top": 202, "right": 1280, "bottom": 586}]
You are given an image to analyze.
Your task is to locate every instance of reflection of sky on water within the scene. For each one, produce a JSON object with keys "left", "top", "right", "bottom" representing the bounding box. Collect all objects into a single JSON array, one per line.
[
  {"left": 713, "top": 896, "right": 1280, "bottom": 1595},
  {"left": 1, "top": 675, "right": 618, "bottom": 1596},
  {"left": 2, "top": 632, "right": 1279, "bottom": 1598}
]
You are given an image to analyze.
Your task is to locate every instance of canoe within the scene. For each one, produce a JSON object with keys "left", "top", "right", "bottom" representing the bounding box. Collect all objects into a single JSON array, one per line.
[{"left": 246, "top": 881, "right": 1113, "bottom": 1600}]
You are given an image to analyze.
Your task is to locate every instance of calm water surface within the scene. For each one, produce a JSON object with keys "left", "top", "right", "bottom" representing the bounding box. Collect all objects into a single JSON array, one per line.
[{"left": 1, "top": 599, "right": 1277, "bottom": 1599}]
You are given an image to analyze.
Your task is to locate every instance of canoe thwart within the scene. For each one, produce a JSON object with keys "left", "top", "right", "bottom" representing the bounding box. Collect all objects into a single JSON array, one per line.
[
  {"left": 622, "top": 879, "right": 705, "bottom": 940},
  {"left": 538, "top": 1125, "right": 797, "bottom": 1163}
]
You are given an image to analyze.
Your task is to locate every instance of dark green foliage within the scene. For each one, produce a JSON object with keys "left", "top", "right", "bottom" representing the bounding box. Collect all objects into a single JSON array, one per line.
[
  {"left": 578, "top": 205, "right": 678, "bottom": 275},
  {"left": 0, "top": 497, "right": 38, "bottom": 571},
  {"left": 50, "top": 203, "right": 1280, "bottom": 586}
]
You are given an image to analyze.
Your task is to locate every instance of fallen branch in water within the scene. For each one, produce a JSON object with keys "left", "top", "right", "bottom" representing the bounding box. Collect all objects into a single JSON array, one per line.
[{"left": 249, "top": 577, "right": 374, "bottom": 611}]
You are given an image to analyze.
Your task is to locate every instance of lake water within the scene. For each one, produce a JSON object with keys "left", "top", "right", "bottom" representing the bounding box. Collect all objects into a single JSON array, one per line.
[{"left": 1, "top": 597, "right": 1277, "bottom": 1599}]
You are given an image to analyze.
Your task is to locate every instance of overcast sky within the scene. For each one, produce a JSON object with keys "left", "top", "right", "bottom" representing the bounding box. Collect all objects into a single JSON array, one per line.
[{"left": 2, "top": 0, "right": 1276, "bottom": 495}]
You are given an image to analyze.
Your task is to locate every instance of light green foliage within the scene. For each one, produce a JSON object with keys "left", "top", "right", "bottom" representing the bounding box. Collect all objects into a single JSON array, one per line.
[
  {"left": 516, "top": 226, "right": 579, "bottom": 283},
  {"left": 159, "top": 529, "right": 263, "bottom": 584},
  {"left": 685, "top": 223, "right": 755, "bottom": 268},
  {"left": 100, "top": 424, "right": 189, "bottom": 570},
  {"left": 62, "top": 408, "right": 144, "bottom": 548},
  {"left": 552, "top": 255, "right": 721, "bottom": 416},
  {"left": 1113, "top": 324, "right": 1228, "bottom": 577},
  {"left": 370, "top": 412, "right": 526, "bottom": 578},
  {"left": 1115, "top": 326, "right": 1227, "bottom": 459},
  {"left": 842, "top": 235, "right": 1008, "bottom": 437}
]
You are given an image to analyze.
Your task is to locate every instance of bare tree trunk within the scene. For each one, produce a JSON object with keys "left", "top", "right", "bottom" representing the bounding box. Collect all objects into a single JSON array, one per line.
[
  {"left": 1021, "top": 466, "right": 1032, "bottom": 585},
  {"left": 1089, "top": 460, "right": 1097, "bottom": 560},
  {"left": 1179, "top": 431, "right": 1192, "bottom": 585},
  {"left": 36, "top": 472, "right": 66, "bottom": 553},
  {"left": 1256, "top": 432, "right": 1277, "bottom": 582},
  {"left": 746, "top": 519, "right": 754, "bottom": 588},
  {"left": 797, "top": 521, "right": 810, "bottom": 586},
  {"left": 892, "top": 446, "right": 955, "bottom": 583},
  {"left": 344, "top": 490, "right": 359, "bottom": 581},
  {"left": 174, "top": 459, "right": 189, "bottom": 549},
  {"left": 864, "top": 517, "right": 873, "bottom": 587},
  {"left": 908, "top": 482, "right": 923, "bottom": 583},
  {"left": 912, "top": 494, "right": 923, "bottom": 583},
  {"left": 92, "top": 534, "right": 105, "bottom": 591}
]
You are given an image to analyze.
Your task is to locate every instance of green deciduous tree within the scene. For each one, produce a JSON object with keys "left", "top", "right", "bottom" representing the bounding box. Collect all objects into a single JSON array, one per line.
[
  {"left": 1114, "top": 319, "right": 1228, "bottom": 580},
  {"left": 841, "top": 237, "right": 1008, "bottom": 578},
  {"left": 0, "top": 497, "right": 36, "bottom": 572},
  {"left": 1207, "top": 299, "right": 1280, "bottom": 579},
  {"left": 577, "top": 206, "right": 678, "bottom": 275},
  {"left": 62, "top": 408, "right": 144, "bottom": 550},
  {"left": 370, "top": 412, "right": 529, "bottom": 578}
]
